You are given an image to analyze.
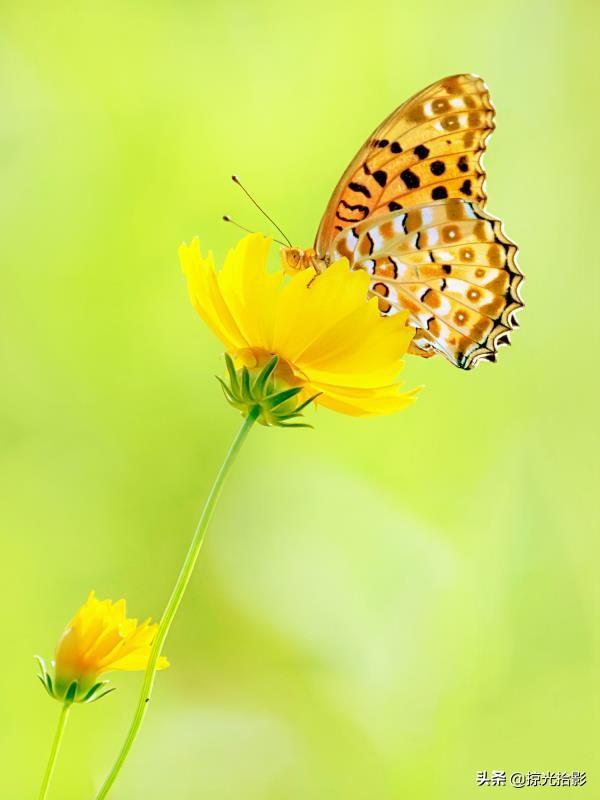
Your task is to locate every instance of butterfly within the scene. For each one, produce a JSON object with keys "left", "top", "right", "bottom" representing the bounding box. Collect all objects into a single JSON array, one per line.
[{"left": 281, "top": 74, "right": 524, "bottom": 370}]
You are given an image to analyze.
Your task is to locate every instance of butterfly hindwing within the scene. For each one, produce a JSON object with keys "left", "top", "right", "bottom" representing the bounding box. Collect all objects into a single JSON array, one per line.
[
  {"left": 315, "top": 74, "right": 495, "bottom": 254},
  {"left": 330, "top": 200, "right": 523, "bottom": 369}
]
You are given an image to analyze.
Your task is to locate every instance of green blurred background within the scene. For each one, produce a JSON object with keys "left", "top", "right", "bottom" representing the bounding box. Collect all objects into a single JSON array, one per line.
[{"left": 1, "top": 1, "right": 598, "bottom": 797}]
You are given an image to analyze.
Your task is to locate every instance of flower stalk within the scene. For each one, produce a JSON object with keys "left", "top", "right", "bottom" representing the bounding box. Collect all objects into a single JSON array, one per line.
[
  {"left": 38, "top": 701, "right": 72, "bottom": 800},
  {"left": 94, "top": 407, "right": 259, "bottom": 799}
]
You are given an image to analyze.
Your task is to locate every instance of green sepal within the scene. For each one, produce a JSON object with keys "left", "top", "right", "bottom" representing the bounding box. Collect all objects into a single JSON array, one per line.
[
  {"left": 224, "top": 353, "right": 240, "bottom": 396},
  {"left": 34, "top": 655, "right": 115, "bottom": 704},
  {"left": 64, "top": 681, "right": 78, "bottom": 703},
  {"left": 35, "top": 654, "right": 48, "bottom": 676},
  {"left": 240, "top": 365, "right": 252, "bottom": 403},
  {"left": 35, "top": 655, "right": 56, "bottom": 700},
  {"left": 253, "top": 355, "right": 278, "bottom": 394},
  {"left": 81, "top": 681, "right": 116, "bottom": 704},
  {"left": 80, "top": 681, "right": 106, "bottom": 703},
  {"left": 267, "top": 386, "right": 302, "bottom": 409},
  {"left": 37, "top": 674, "right": 54, "bottom": 697},
  {"left": 292, "top": 393, "right": 322, "bottom": 413},
  {"left": 216, "top": 354, "right": 319, "bottom": 428},
  {"left": 216, "top": 376, "right": 235, "bottom": 403},
  {"left": 86, "top": 687, "right": 116, "bottom": 704}
]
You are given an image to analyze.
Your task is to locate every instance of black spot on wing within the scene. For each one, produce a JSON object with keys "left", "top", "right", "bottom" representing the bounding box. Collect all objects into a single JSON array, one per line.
[
  {"left": 414, "top": 144, "right": 430, "bottom": 160},
  {"left": 391, "top": 142, "right": 402, "bottom": 153},
  {"left": 336, "top": 200, "right": 369, "bottom": 222},
  {"left": 431, "top": 186, "right": 448, "bottom": 200},
  {"left": 430, "top": 160, "right": 446, "bottom": 176},
  {"left": 388, "top": 201, "right": 403, "bottom": 211},
  {"left": 400, "top": 169, "right": 420, "bottom": 189},
  {"left": 372, "top": 170, "right": 387, "bottom": 187},
  {"left": 387, "top": 257, "right": 399, "bottom": 278},
  {"left": 460, "top": 179, "right": 472, "bottom": 196},
  {"left": 349, "top": 182, "right": 371, "bottom": 198}
]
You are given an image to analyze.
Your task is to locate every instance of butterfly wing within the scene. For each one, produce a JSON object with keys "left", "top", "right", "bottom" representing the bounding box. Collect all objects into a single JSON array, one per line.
[
  {"left": 330, "top": 199, "right": 523, "bottom": 369},
  {"left": 315, "top": 74, "right": 495, "bottom": 255}
]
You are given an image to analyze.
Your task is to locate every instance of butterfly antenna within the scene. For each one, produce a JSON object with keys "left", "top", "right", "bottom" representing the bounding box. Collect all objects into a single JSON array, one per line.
[
  {"left": 222, "top": 216, "right": 289, "bottom": 248},
  {"left": 231, "top": 175, "right": 292, "bottom": 247}
]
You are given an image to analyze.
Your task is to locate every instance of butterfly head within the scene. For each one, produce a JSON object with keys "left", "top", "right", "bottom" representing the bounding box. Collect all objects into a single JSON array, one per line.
[{"left": 281, "top": 247, "right": 326, "bottom": 276}]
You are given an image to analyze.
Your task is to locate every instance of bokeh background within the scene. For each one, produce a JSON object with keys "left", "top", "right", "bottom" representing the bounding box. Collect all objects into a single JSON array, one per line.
[{"left": 1, "top": 1, "right": 598, "bottom": 797}]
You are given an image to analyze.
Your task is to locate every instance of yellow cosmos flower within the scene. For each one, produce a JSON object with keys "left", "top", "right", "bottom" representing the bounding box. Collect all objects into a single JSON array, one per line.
[
  {"left": 36, "top": 592, "right": 168, "bottom": 704},
  {"left": 179, "top": 233, "right": 418, "bottom": 420}
]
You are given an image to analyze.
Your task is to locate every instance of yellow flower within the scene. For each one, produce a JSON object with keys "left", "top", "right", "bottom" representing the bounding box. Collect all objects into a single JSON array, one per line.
[
  {"left": 37, "top": 592, "right": 168, "bottom": 704},
  {"left": 179, "top": 233, "right": 418, "bottom": 420}
]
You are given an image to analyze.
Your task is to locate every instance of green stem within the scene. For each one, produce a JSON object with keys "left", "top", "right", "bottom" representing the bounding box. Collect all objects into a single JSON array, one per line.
[
  {"left": 94, "top": 407, "right": 259, "bottom": 799},
  {"left": 38, "top": 702, "right": 72, "bottom": 800}
]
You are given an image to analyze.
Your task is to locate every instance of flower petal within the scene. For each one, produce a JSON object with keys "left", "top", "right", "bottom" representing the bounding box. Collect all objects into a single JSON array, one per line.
[
  {"left": 181, "top": 234, "right": 418, "bottom": 419},
  {"left": 179, "top": 239, "right": 249, "bottom": 352},
  {"left": 53, "top": 594, "right": 168, "bottom": 691}
]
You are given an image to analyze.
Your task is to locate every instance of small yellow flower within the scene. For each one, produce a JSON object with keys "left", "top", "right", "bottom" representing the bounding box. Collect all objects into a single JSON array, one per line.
[
  {"left": 36, "top": 592, "right": 168, "bottom": 704},
  {"left": 179, "top": 233, "right": 418, "bottom": 420}
]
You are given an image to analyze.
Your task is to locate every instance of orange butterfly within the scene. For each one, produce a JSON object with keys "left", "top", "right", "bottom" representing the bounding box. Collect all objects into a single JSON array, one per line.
[{"left": 280, "top": 74, "right": 524, "bottom": 370}]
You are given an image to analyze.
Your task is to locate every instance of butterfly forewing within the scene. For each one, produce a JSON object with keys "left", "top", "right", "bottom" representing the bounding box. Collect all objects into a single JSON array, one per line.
[
  {"left": 312, "top": 73, "right": 522, "bottom": 369},
  {"left": 315, "top": 74, "right": 495, "bottom": 253},
  {"left": 330, "top": 199, "right": 523, "bottom": 369}
]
